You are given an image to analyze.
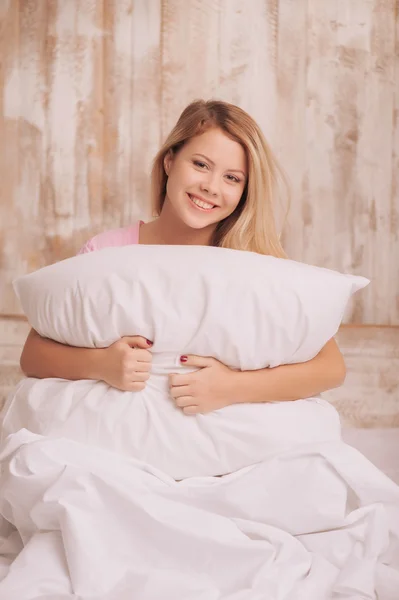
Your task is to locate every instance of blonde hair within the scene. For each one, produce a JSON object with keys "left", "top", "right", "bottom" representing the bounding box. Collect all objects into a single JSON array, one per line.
[{"left": 150, "top": 99, "right": 289, "bottom": 257}]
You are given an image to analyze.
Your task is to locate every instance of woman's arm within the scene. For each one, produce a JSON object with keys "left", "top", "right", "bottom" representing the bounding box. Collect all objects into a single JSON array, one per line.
[
  {"left": 20, "top": 328, "right": 153, "bottom": 391},
  {"left": 230, "top": 337, "right": 346, "bottom": 404},
  {"left": 20, "top": 329, "right": 106, "bottom": 380},
  {"left": 169, "top": 338, "right": 346, "bottom": 414}
]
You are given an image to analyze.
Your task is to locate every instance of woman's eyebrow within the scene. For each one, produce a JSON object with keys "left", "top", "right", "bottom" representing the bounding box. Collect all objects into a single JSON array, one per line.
[{"left": 192, "top": 153, "right": 246, "bottom": 176}]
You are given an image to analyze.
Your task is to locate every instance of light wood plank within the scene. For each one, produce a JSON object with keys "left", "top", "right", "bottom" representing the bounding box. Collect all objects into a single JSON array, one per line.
[
  {"left": 302, "top": 1, "right": 339, "bottom": 274},
  {"left": 46, "top": 0, "right": 105, "bottom": 257},
  {"left": 0, "top": 0, "right": 107, "bottom": 316},
  {"left": 330, "top": 0, "right": 375, "bottom": 324},
  {"left": 160, "top": 0, "right": 221, "bottom": 138},
  {"left": 391, "top": 1, "right": 399, "bottom": 324},
  {"left": 276, "top": 0, "right": 308, "bottom": 256},
  {"left": 0, "top": 316, "right": 30, "bottom": 365},
  {"left": 46, "top": 1, "right": 80, "bottom": 240},
  {"left": 0, "top": 364, "right": 23, "bottom": 413},
  {"left": 326, "top": 325, "right": 399, "bottom": 427},
  {"left": 102, "top": 0, "right": 135, "bottom": 231},
  {"left": 298, "top": 0, "right": 398, "bottom": 325},
  {"left": 217, "top": 0, "right": 278, "bottom": 141},
  {"left": 73, "top": 0, "right": 105, "bottom": 243},
  {"left": 345, "top": 0, "right": 396, "bottom": 324},
  {"left": 128, "top": 0, "right": 162, "bottom": 223},
  {"left": 0, "top": 0, "right": 21, "bottom": 315}
]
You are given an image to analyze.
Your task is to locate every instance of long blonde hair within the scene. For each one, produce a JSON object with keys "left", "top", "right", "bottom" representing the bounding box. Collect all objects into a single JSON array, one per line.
[{"left": 151, "top": 99, "right": 289, "bottom": 257}]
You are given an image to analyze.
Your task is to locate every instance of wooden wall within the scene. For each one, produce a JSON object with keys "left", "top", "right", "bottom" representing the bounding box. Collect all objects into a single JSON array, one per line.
[{"left": 0, "top": 1, "right": 398, "bottom": 423}]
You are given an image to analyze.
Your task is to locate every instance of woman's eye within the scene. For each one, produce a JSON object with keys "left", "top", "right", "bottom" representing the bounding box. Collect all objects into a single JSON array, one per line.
[
  {"left": 226, "top": 174, "right": 240, "bottom": 183},
  {"left": 192, "top": 161, "right": 240, "bottom": 183},
  {"left": 194, "top": 161, "right": 207, "bottom": 169}
]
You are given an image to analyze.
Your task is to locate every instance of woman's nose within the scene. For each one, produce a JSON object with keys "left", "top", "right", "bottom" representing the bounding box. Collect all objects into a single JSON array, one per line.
[{"left": 200, "top": 175, "right": 219, "bottom": 197}]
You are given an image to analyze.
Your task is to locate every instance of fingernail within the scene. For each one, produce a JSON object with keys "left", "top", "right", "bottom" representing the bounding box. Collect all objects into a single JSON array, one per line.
[
  {"left": 146, "top": 339, "right": 153, "bottom": 346},
  {"left": 180, "top": 356, "right": 187, "bottom": 362}
]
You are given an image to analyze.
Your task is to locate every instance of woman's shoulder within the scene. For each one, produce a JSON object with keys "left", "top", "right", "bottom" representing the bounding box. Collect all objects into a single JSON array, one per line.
[{"left": 77, "top": 221, "right": 143, "bottom": 255}]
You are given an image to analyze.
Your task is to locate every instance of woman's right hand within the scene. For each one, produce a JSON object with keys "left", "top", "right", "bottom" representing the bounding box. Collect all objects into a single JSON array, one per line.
[{"left": 100, "top": 336, "right": 153, "bottom": 392}]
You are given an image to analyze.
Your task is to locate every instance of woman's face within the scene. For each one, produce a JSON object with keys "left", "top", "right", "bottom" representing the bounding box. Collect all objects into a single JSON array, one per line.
[{"left": 163, "top": 128, "right": 247, "bottom": 230}]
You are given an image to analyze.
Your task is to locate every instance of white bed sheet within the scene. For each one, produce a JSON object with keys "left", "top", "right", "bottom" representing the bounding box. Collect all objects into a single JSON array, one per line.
[{"left": 0, "top": 428, "right": 398, "bottom": 600}]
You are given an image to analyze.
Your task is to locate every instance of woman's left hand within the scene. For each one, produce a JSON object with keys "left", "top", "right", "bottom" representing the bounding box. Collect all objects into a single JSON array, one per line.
[{"left": 169, "top": 355, "right": 237, "bottom": 415}]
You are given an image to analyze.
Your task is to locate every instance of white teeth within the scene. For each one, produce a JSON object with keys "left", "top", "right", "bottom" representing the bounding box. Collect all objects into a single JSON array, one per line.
[{"left": 190, "top": 195, "right": 215, "bottom": 210}]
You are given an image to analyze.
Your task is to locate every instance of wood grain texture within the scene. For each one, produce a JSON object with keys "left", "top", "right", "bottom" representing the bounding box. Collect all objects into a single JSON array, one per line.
[
  {"left": 217, "top": 0, "right": 279, "bottom": 142},
  {"left": 160, "top": 0, "right": 221, "bottom": 138},
  {"left": 0, "top": 316, "right": 30, "bottom": 366},
  {"left": 0, "top": 0, "right": 398, "bottom": 325},
  {"left": 0, "top": 0, "right": 161, "bottom": 314},
  {"left": 0, "top": 0, "right": 21, "bottom": 315},
  {"left": 45, "top": 1, "right": 106, "bottom": 257},
  {"left": 279, "top": 0, "right": 399, "bottom": 325},
  {"left": 325, "top": 325, "right": 399, "bottom": 427},
  {"left": 392, "top": 0, "right": 399, "bottom": 323},
  {"left": 274, "top": 0, "right": 308, "bottom": 257},
  {"left": 129, "top": 0, "right": 161, "bottom": 223},
  {"left": 103, "top": 0, "right": 136, "bottom": 229}
]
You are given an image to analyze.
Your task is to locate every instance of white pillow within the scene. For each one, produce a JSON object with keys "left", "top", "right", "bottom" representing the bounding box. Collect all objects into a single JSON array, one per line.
[
  {"left": 3, "top": 245, "right": 368, "bottom": 479},
  {"left": 13, "top": 244, "right": 368, "bottom": 368}
]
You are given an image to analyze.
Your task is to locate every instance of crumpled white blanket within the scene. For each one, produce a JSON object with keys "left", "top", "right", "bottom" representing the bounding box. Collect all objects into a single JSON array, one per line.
[
  {"left": 0, "top": 375, "right": 343, "bottom": 480},
  {"left": 0, "top": 428, "right": 398, "bottom": 600}
]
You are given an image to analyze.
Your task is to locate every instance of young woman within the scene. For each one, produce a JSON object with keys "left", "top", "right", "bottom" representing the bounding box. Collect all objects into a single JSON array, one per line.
[{"left": 20, "top": 100, "right": 346, "bottom": 415}]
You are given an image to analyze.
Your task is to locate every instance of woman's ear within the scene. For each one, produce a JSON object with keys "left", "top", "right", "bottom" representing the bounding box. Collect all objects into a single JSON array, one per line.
[{"left": 164, "top": 150, "right": 173, "bottom": 176}]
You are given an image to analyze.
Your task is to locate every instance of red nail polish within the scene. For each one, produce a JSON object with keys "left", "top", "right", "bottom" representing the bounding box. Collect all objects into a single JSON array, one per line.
[
  {"left": 180, "top": 356, "right": 187, "bottom": 362},
  {"left": 146, "top": 339, "right": 153, "bottom": 346}
]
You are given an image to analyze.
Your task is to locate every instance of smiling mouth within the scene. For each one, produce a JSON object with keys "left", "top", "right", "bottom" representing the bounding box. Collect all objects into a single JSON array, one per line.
[{"left": 188, "top": 194, "right": 217, "bottom": 211}]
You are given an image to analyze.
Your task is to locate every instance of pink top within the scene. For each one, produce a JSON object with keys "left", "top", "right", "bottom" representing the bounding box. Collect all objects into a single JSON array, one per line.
[{"left": 78, "top": 221, "right": 143, "bottom": 254}]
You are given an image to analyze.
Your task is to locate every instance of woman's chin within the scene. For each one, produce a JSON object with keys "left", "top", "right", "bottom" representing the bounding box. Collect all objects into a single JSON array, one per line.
[
  {"left": 175, "top": 207, "right": 215, "bottom": 230},
  {"left": 183, "top": 215, "right": 218, "bottom": 231}
]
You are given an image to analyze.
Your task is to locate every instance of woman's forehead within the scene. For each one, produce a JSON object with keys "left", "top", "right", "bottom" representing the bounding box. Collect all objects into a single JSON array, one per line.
[{"left": 183, "top": 129, "right": 247, "bottom": 169}]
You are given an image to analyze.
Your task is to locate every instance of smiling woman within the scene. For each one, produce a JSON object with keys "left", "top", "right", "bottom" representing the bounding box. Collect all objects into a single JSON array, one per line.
[
  {"left": 20, "top": 99, "right": 346, "bottom": 415},
  {"left": 147, "top": 99, "right": 288, "bottom": 255}
]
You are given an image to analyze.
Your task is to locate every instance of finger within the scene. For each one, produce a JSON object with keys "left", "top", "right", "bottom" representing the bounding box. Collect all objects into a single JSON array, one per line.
[
  {"left": 131, "top": 372, "right": 150, "bottom": 383},
  {"left": 122, "top": 336, "right": 153, "bottom": 349},
  {"left": 121, "top": 373, "right": 149, "bottom": 389},
  {"left": 170, "top": 385, "right": 191, "bottom": 399},
  {"left": 174, "top": 395, "right": 195, "bottom": 408},
  {"left": 180, "top": 355, "right": 214, "bottom": 368},
  {"left": 183, "top": 405, "right": 200, "bottom": 416},
  {"left": 133, "top": 361, "right": 151, "bottom": 373},
  {"left": 132, "top": 349, "right": 153, "bottom": 363},
  {"left": 169, "top": 373, "right": 192, "bottom": 387}
]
